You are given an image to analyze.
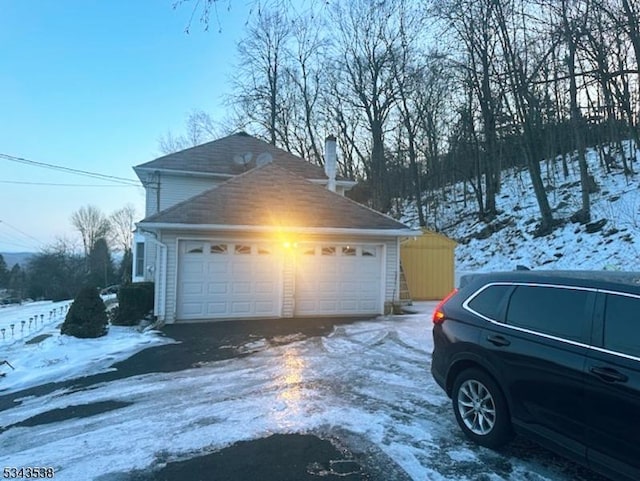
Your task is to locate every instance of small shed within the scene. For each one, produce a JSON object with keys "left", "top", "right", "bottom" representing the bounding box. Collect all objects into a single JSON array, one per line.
[{"left": 400, "top": 230, "right": 457, "bottom": 301}]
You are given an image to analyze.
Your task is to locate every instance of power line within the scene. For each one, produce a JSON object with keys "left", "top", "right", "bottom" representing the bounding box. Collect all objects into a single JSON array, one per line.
[
  {"left": 0, "top": 153, "right": 141, "bottom": 186},
  {"left": 0, "top": 180, "right": 140, "bottom": 187},
  {"left": 0, "top": 220, "right": 45, "bottom": 249}
]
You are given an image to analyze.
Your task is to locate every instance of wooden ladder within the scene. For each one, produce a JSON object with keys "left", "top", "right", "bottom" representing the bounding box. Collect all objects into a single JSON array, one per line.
[{"left": 398, "top": 262, "right": 412, "bottom": 306}]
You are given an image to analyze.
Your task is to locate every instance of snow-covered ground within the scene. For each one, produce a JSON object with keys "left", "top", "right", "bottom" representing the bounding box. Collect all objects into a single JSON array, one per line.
[
  {"left": 0, "top": 300, "right": 72, "bottom": 346},
  {"left": 400, "top": 146, "right": 640, "bottom": 273},
  {"left": 0, "top": 298, "right": 174, "bottom": 391},
  {"left": 0, "top": 302, "right": 601, "bottom": 481}
]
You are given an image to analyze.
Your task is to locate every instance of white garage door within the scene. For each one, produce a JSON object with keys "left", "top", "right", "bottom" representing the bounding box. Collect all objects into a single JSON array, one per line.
[
  {"left": 295, "top": 244, "right": 383, "bottom": 316},
  {"left": 177, "top": 240, "right": 282, "bottom": 320}
]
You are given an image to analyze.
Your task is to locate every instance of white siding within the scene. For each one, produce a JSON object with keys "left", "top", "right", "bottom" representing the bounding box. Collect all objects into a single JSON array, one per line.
[{"left": 143, "top": 173, "right": 225, "bottom": 216}]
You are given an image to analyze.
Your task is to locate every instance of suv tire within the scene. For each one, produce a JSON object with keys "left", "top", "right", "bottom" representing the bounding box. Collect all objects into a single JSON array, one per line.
[{"left": 452, "top": 368, "right": 513, "bottom": 448}]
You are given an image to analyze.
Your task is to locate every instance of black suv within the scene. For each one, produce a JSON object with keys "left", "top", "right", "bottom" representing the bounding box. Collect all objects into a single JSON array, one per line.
[{"left": 431, "top": 270, "right": 640, "bottom": 481}]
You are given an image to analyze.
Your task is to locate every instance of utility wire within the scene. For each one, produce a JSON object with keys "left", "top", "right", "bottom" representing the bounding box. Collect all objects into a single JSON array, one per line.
[
  {"left": 0, "top": 219, "right": 45, "bottom": 248},
  {"left": 0, "top": 153, "right": 141, "bottom": 186},
  {"left": 0, "top": 180, "right": 139, "bottom": 187}
]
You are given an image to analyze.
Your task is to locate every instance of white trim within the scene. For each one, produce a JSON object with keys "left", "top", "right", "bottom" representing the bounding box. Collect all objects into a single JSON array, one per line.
[
  {"left": 381, "top": 242, "right": 388, "bottom": 314},
  {"left": 138, "top": 233, "right": 168, "bottom": 320},
  {"left": 134, "top": 167, "right": 235, "bottom": 180},
  {"left": 137, "top": 222, "right": 420, "bottom": 237},
  {"left": 132, "top": 233, "right": 146, "bottom": 283}
]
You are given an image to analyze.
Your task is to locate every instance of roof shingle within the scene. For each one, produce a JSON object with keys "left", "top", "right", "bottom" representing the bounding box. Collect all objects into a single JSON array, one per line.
[
  {"left": 135, "top": 132, "right": 328, "bottom": 180},
  {"left": 140, "top": 162, "right": 408, "bottom": 231}
]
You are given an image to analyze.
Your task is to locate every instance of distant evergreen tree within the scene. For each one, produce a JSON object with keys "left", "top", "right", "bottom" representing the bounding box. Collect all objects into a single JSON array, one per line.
[
  {"left": 117, "top": 248, "right": 133, "bottom": 284},
  {"left": 8, "top": 264, "right": 26, "bottom": 299},
  {"left": 0, "top": 254, "right": 8, "bottom": 288},
  {"left": 27, "top": 250, "right": 84, "bottom": 301},
  {"left": 61, "top": 286, "right": 108, "bottom": 338},
  {"left": 87, "top": 238, "right": 115, "bottom": 288}
]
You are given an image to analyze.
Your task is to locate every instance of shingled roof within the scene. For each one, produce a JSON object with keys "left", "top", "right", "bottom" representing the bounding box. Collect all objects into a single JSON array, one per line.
[
  {"left": 135, "top": 132, "right": 329, "bottom": 180},
  {"left": 139, "top": 162, "right": 409, "bottom": 232}
]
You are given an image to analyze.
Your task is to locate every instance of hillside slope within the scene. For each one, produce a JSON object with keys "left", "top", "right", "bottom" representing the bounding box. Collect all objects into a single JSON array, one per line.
[{"left": 400, "top": 148, "right": 640, "bottom": 272}]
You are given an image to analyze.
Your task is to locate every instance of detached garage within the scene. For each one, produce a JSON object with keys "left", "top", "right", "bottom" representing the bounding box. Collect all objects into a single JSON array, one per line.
[
  {"left": 400, "top": 230, "right": 456, "bottom": 301},
  {"left": 138, "top": 163, "right": 418, "bottom": 323}
]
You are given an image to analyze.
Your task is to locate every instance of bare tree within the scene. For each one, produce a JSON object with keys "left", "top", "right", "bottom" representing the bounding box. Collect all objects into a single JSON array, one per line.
[
  {"left": 437, "top": 0, "right": 504, "bottom": 220},
  {"left": 559, "top": 0, "right": 592, "bottom": 223},
  {"left": 109, "top": 204, "right": 137, "bottom": 253},
  {"left": 158, "top": 110, "right": 223, "bottom": 154},
  {"left": 230, "top": 7, "right": 292, "bottom": 145},
  {"left": 330, "top": 0, "right": 404, "bottom": 211},
  {"left": 71, "top": 205, "right": 111, "bottom": 257}
]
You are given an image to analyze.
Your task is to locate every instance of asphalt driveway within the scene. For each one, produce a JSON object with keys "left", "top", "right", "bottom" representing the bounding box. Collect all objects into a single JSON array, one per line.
[
  {"left": 1, "top": 316, "right": 410, "bottom": 481},
  {"left": 0, "top": 313, "right": 609, "bottom": 481}
]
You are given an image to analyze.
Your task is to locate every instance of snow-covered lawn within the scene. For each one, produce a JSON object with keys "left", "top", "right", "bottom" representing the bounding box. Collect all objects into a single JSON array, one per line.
[
  {"left": 0, "top": 302, "right": 601, "bottom": 481},
  {"left": 0, "top": 298, "right": 173, "bottom": 391}
]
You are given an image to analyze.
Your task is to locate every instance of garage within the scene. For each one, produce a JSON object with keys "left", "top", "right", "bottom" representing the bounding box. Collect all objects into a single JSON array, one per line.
[
  {"left": 295, "top": 244, "right": 383, "bottom": 316},
  {"left": 177, "top": 240, "right": 282, "bottom": 320}
]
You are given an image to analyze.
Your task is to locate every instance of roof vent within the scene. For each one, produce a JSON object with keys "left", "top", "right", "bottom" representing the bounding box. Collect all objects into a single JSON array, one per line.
[
  {"left": 236, "top": 131, "right": 250, "bottom": 136},
  {"left": 256, "top": 152, "right": 273, "bottom": 166}
]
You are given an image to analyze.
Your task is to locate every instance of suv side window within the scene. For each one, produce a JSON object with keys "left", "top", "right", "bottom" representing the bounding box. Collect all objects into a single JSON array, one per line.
[
  {"left": 467, "top": 284, "right": 511, "bottom": 321},
  {"left": 505, "top": 285, "right": 591, "bottom": 342},
  {"left": 604, "top": 293, "right": 640, "bottom": 358}
]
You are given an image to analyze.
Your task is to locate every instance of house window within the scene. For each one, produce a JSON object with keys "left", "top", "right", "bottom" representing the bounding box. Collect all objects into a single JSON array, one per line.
[
  {"left": 210, "top": 243, "right": 228, "bottom": 254},
  {"left": 342, "top": 246, "right": 357, "bottom": 256},
  {"left": 321, "top": 246, "right": 336, "bottom": 256},
  {"left": 235, "top": 244, "right": 251, "bottom": 255},
  {"left": 135, "top": 242, "right": 145, "bottom": 278},
  {"left": 362, "top": 247, "right": 377, "bottom": 257},
  {"left": 302, "top": 247, "right": 315, "bottom": 256}
]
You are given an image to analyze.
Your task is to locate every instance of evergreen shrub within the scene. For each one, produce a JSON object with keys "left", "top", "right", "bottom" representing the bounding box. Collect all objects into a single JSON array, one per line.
[
  {"left": 61, "top": 286, "right": 108, "bottom": 338},
  {"left": 113, "top": 282, "right": 154, "bottom": 326}
]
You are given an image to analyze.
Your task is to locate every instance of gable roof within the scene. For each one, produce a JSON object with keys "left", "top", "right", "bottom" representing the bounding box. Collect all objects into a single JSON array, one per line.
[
  {"left": 139, "top": 162, "right": 411, "bottom": 233},
  {"left": 135, "top": 132, "right": 329, "bottom": 180}
]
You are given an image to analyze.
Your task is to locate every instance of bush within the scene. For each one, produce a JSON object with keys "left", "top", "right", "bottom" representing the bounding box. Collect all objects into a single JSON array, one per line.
[
  {"left": 113, "top": 282, "right": 154, "bottom": 326},
  {"left": 61, "top": 286, "right": 108, "bottom": 338}
]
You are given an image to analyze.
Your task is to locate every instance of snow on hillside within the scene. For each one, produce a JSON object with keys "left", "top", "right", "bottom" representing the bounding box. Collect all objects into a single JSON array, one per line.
[{"left": 400, "top": 147, "right": 640, "bottom": 273}]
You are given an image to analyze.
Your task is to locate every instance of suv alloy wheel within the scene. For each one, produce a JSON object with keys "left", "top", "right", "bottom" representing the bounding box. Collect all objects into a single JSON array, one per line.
[{"left": 452, "top": 368, "right": 513, "bottom": 448}]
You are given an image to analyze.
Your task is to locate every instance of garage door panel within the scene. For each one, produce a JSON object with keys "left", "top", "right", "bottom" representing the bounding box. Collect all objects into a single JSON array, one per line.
[
  {"left": 183, "top": 262, "right": 205, "bottom": 276},
  {"left": 207, "top": 282, "right": 228, "bottom": 295},
  {"left": 232, "top": 282, "right": 251, "bottom": 295},
  {"left": 182, "top": 282, "right": 204, "bottom": 295},
  {"left": 231, "top": 301, "right": 252, "bottom": 314},
  {"left": 208, "top": 262, "right": 229, "bottom": 275},
  {"left": 255, "top": 301, "right": 277, "bottom": 314},
  {"left": 256, "top": 281, "right": 276, "bottom": 294},
  {"left": 181, "top": 302, "right": 205, "bottom": 316},
  {"left": 206, "top": 302, "right": 228, "bottom": 316}
]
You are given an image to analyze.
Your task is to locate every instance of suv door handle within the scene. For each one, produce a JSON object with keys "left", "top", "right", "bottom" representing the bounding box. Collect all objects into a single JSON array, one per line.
[
  {"left": 590, "top": 367, "right": 628, "bottom": 383},
  {"left": 487, "top": 335, "right": 511, "bottom": 347}
]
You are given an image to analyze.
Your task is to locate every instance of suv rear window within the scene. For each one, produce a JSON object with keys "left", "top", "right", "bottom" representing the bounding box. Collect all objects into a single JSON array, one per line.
[
  {"left": 505, "top": 285, "right": 591, "bottom": 342},
  {"left": 467, "top": 284, "right": 511, "bottom": 321},
  {"left": 604, "top": 293, "right": 640, "bottom": 358}
]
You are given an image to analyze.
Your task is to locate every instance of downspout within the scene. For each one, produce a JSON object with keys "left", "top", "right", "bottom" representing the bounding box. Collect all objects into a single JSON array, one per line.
[{"left": 138, "top": 230, "right": 167, "bottom": 323}]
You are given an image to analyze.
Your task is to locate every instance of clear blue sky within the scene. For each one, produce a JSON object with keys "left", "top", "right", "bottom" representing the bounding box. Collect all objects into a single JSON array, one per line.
[{"left": 0, "top": 0, "right": 253, "bottom": 253}]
